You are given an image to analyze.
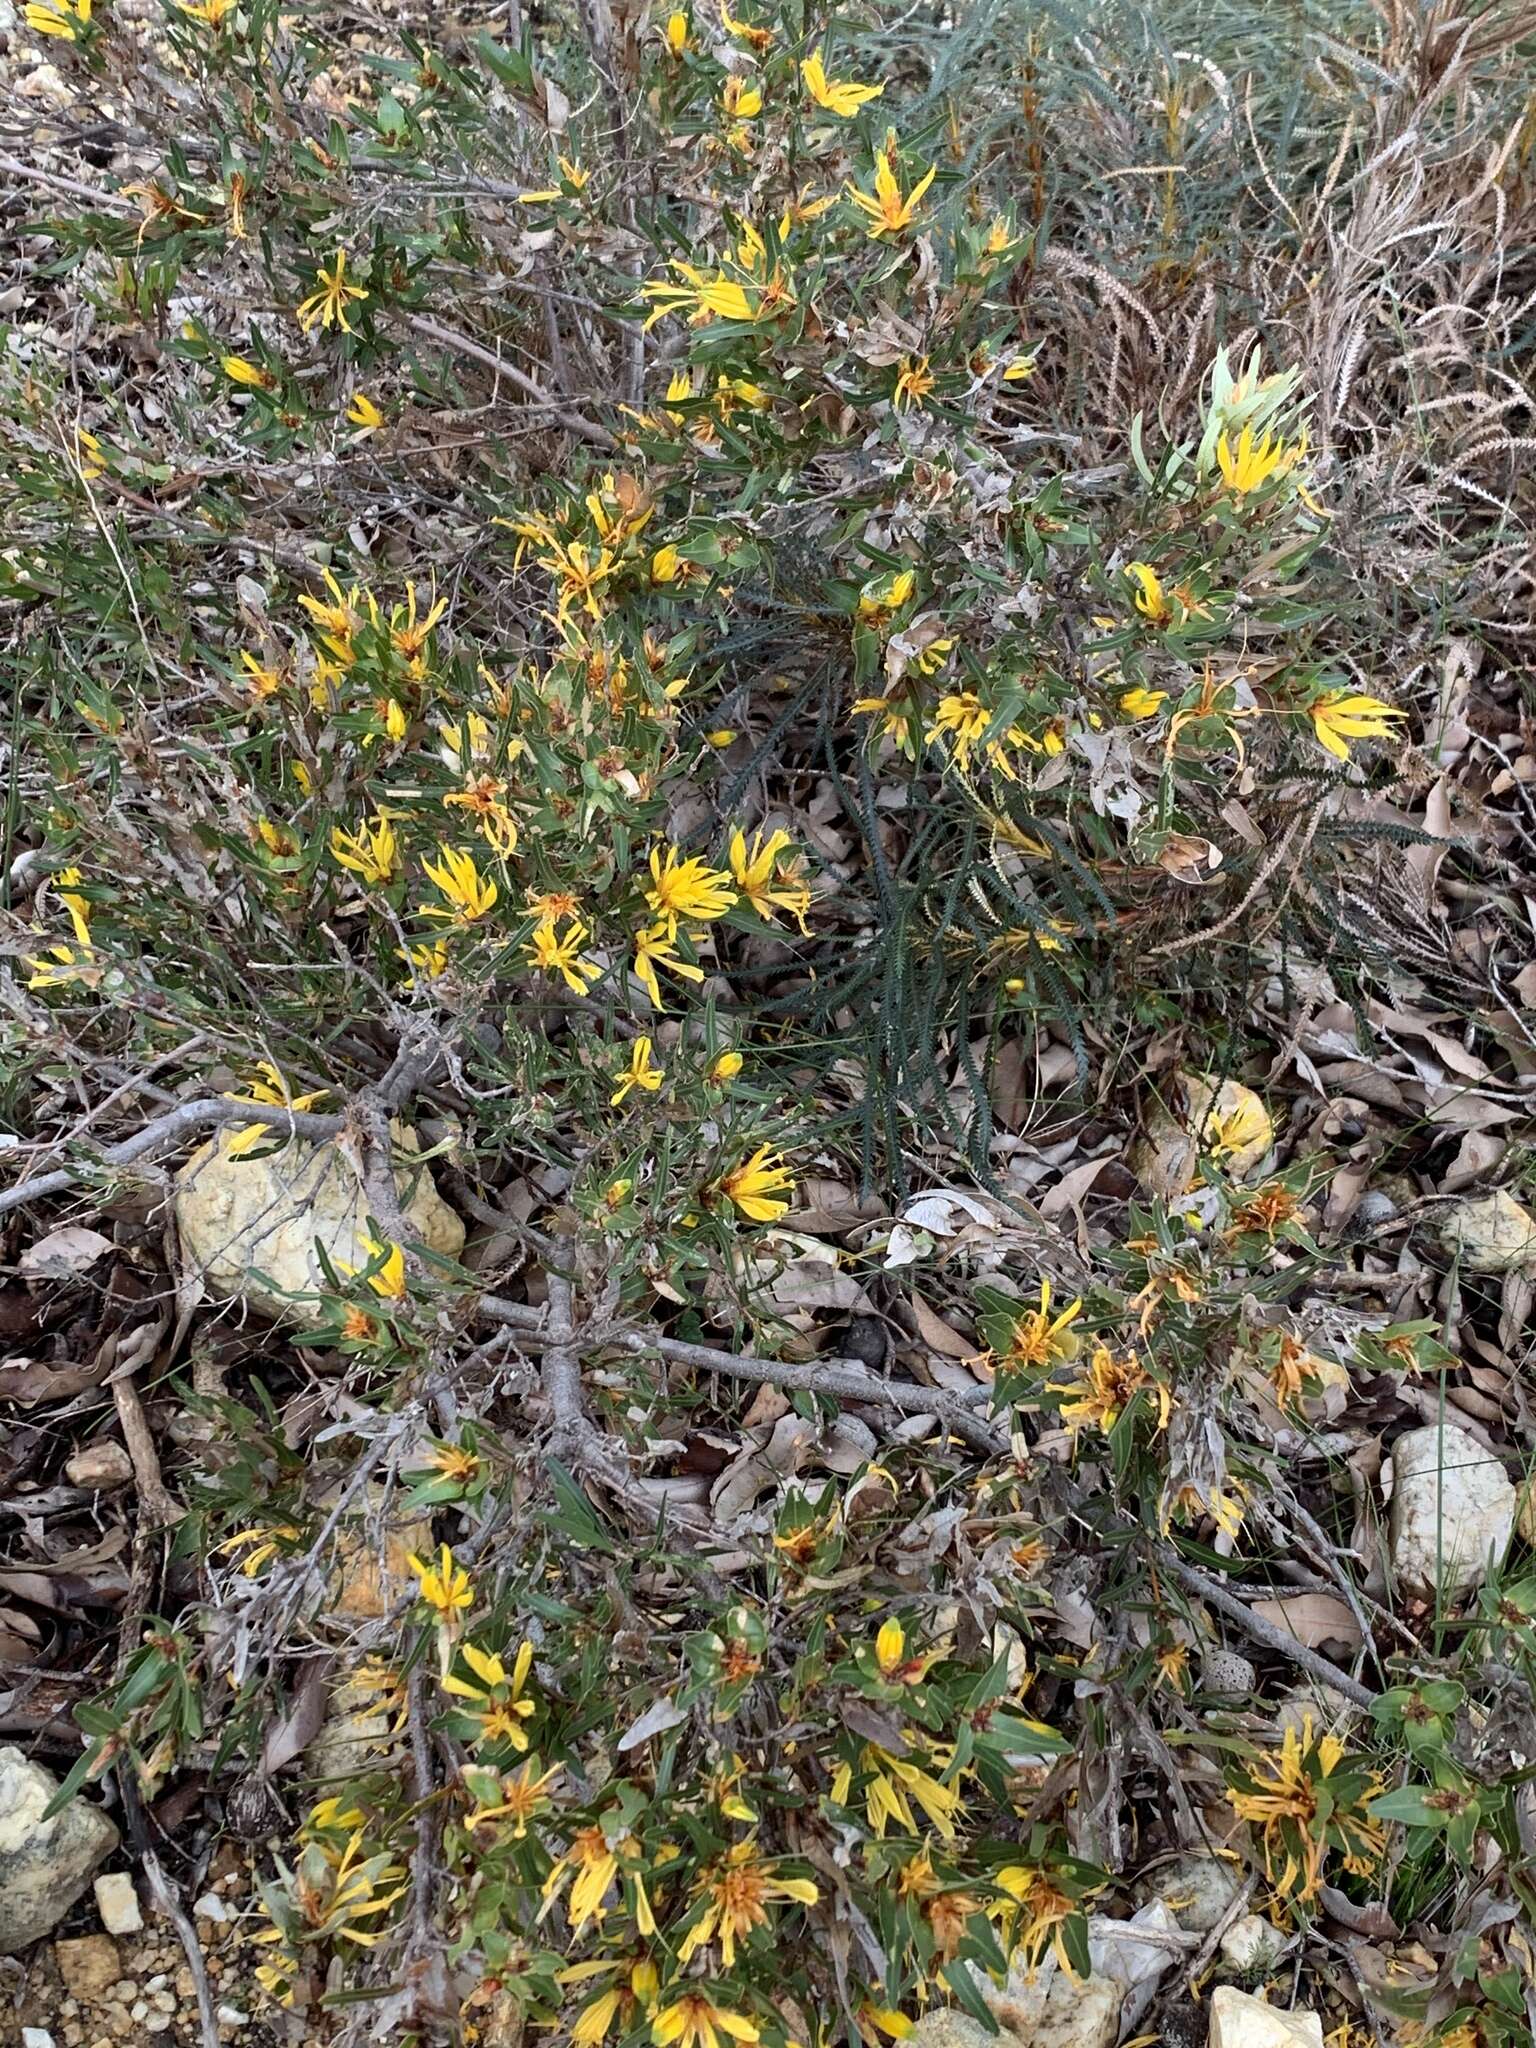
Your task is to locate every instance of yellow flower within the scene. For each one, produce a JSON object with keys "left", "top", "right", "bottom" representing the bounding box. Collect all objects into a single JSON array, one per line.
[
  {"left": 422, "top": 846, "right": 498, "bottom": 924},
  {"left": 720, "top": 1144, "right": 794, "bottom": 1223},
  {"left": 356, "top": 1235, "right": 408, "bottom": 1302},
  {"left": 651, "top": 543, "right": 682, "bottom": 583},
  {"left": 25, "top": 0, "right": 89, "bottom": 37},
  {"left": 1050, "top": 1343, "right": 1171, "bottom": 1438},
  {"left": 330, "top": 815, "right": 398, "bottom": 886},
  {"left": 179, "top": 0, "right": 237, "bottom": 21},
  {"left": 346, "top": 390, "right": 383, "bottom": 433},
  {"left": 222, "top": 1062, "right": 330, "bottom": 1157},
  {"left": 857, "top": 568, "right": 915, "bottom": 622},
  {"left": 216, "top": 1523, "right": 301, "bottom": 1575},
  {"left": 1215, "top": 424, "right": 1300, "bottom": 495},
  {"left": 843, "top": 1742, "right": 963, "bottom": 1840},
  {"left": 642, "top": 264, "right": 763, "bottom": 330},
  {"left": 1119, "top": 685, "right": 1167, "bottom": 719},
  {"left": 652, "top": 1994, "right": 761, "bottom": 2048},
  {"left": 1308, "top": 689, "right": 1406, "bottom": 762},
  {"left": 709, "top": 1049, "right": 743, "bottom": 1083},
  {"left": 892, "top": 356, "right": 935, "bottom": 412},
  {"left": 408, "top": 1543, "right": 473, "bottom": 1624},
  {"left": 1125, "top": 562, "right": 1170, "bottom": 624},
  {"left": 543, "top": 1824, "right": 624, "bottom": 1931},
  {"left": 612, "top": 1036, "right": 664, "bottom": 1105},
  {"left": 526, "top": 917, "right": 602, "bottom": 994},
  {"left": 464, "top": 1756, "right": 562, "bottom": 1836},
  {"left": 718, "top": 0, "right": 771, "bottom": 49},
  {"left": 677, "top": 1840, "right": 819, "bottom": 1968},
  {"left": 846, "top": 140, "right": 937, "bottom": 238},
  {"left": 993, "top": 1865, "right": 1085, "bottom": 1978},
  {"left": 662, "top": 10, "right": 690, "bottom": 55},
  {"left": 728, "top": 828, "right": 810, "bottom": 931},
  {"left": 875, "top": 1619, "right": 906, "bottom": 1676},
  {"left": 645, "top": 844, "right": 736, "bottom": 934},
  {"left": 1225, "top": 1719, "right": 1384, "bottom": 1901},
  {"left": 401, "top": 936, "right": 450, "bottom": 979},
  {"left": 801, "top": 50, "right": 883, "bottom": 116},
  {"left": 1005, "top": 1279, "right": 1083, "bottom": 1371},
  {"left": 721, "top": 74, "right": 763, "bottom": 119},
  {"left": 1206, "top": 1092, "right": 1273, "bottom": 1161},
  {"left": 222, "top": 353, "right": 276, "bottom": 390},
  {"left": 443, "top": 1640, "right": 537, "bottom": 1749},
  {"left": 633, "top": 922, "right": 705, "bottom": 1009},
  {"left": 295, "top": 249, "right": 368, "bottom": 335}
]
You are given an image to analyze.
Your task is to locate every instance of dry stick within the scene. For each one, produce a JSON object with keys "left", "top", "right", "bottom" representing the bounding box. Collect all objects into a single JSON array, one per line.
[
  {"left": 404, "top": 314, "right": 618, "bottom": 450},
  {"left": 0, "top": 1096, "right": 343, "bottom": 1219},
  {"left": 0, "top": 1041, "right": 439, "bottom": 1220},
  {"left": 142, "top": 1848, "right": 221, "bottom": 2048},
  {"left": 478, "top": 1293, "right": 1007, "bottom": 1456},
  {"left": 1161, "top": 1553, "right": 1380, "bottom": 1709}
]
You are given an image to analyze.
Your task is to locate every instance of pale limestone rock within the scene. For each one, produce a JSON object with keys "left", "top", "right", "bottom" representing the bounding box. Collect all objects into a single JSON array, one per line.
[
  {"left": 1219, "top": 1914, "right": 1290, "bottom": 1974},
  {"left": 1389, "top": 1422, "right": 1515, "bottom": 1599},
  {"left": 1438, "top": 1189, "right": 1536, "bottom": 1273},
  {"left": 174, "top": 1124, "right": 463, "bottom": 1323},
  {"left": 92, "top": 1873, "right": 142, "bottom": 1935},
  {"left": 323, "top": 1483, "right": 432, "bottom": 1620},
  {"left": 311, "top": 1672, "right": 403, "bottom": 1783},
  {"left": 1274, "top": 1682, "right": 1359, "bottom": 1741},
  {"left": 904, "top": 2016, "right": 996, "bottom": 2048},
  {"left": 1208, "top": 1986, "right": 1323, "bottom": 2048},
  {"left": 1129, "top": 1073, "right": 1273, "bottom": 1197},
  {"left": 53, "top": 1932, "right": 121, "bottom": 2003},
  {"left": 991, "top": 1967, "right": 1119, "bottom": 2048},
  {"left": 1141, "top": 1852, "right": 1243, "bottom": 1932},
  {"left": 1202, "top": 1649, "right": 1257, "bottom": 1697},
  {"left": 64, "top": 1441, "right": 133, "bottom": 1491},
  {"left": 0, "top": 1748, "right": 119, "bottom": 1954}
]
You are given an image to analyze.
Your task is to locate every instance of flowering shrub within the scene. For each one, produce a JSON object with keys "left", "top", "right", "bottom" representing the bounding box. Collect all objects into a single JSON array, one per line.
[{"left": 6, "top": 0, "right": 1536, "bottom": 2043}]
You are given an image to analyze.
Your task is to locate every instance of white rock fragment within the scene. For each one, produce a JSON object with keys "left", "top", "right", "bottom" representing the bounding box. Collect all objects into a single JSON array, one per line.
[
  {"left": 65, "top": 1440, "right": 134, "bottom": 1491},
  {"left": 1208, "top": 1985, "right": 1323, "bottom": 2048},
  {"left": 1389, "top": 1422, "right": 1515, "bottom": 1599},
  {"left": 0, "top": 1748, "right": 120, "bottom": 1954},
  {"left": 193, "top": 1891, "right": 229, "bottom": 1923},
  {"left": 174, "top": 1123, "right": 464, "bottom": 1323},
  {"left": 92, "top": 1871, "right": 143, "bottom": 1935},
  {"left": 1142, "top": 1852, "right": 1244, "bottom": 1932},
  {"left": 1437, "top": 1189, "right": 1536, "bottom": 1273},
  {"left": 22, "top": 2028, "right": 56, "bottom": 2048},
  {"left": 1219, "top": 1913, "right": 1292, "bottom": 1974}
]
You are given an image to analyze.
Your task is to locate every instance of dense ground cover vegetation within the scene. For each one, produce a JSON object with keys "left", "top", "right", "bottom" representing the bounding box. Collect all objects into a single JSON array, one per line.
[{"left": 2, "top": 0, "right": 1536, "bottom": 2043}]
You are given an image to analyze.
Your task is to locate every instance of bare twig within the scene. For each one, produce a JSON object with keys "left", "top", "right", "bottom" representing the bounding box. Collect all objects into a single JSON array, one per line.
[
  {"left": 479, "top": 1292, "right": 1007, "bottom": 1455},
  {"left": 404, "top": 314, "right": 618, "bottom": 450}
]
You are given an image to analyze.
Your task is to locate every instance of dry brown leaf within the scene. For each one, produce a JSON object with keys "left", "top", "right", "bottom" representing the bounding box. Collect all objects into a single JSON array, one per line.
[
  {"left": 18, "top": 1225, "right": 114, "bottom": 1278},
  {"left": 1248, "top": 1591, "right": 1363, "bottom": 1651},
  {"left": 908, "top": 1292, "right": 978, "bottom": 1359}
]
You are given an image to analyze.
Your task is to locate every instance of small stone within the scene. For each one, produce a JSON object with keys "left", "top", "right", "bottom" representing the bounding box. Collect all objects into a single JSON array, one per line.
[
  {"left": 1202, "top": 1649, "right": 1257, "bottom": 1697},
  {"left": 0, "top": 1748, "right": 120, "bottom": 1953},
  {"left": 108, "top": 1983, "right": 136, "bottom": 2002},
  {"left": 1389, "top": 1422, "right": 1515, "bottom": 1599},
  {"left": 1208, "top": 1985, "right": 1323, "bottom": 2048},
  {"left": 143, "top": 2016, "right": 172, "bottom": 2036},
  {"left": 215, "top": 2009, "right": 249, "bottom": 2029},
  {"left": 54, "top": 1934, "right": 122, "bottom": 2005},
  {"left": 1220, "top": 1913, "right": 1292, "bottom": 1974},
  {"left": 92, "top": 1873, "right": 142, "bottom": 1935},
  {"left": 151, "top": 1992, "right": 176, "bottom": 2014},
  {"left": 1274, "top": 1682, "right": 1358, "bottom": 1740},
  {"left": 1141, "top": 1852, "right": 1243, "bottom": 1933},
  {"left": 129, "top": 2003, "right": 148, "bottom": 2023},
  {"left": 193, "top": 1892, "right": 229, "bottom": 1923},
  {"left": 903, "top": 2018, "right": 995, "bottom": 2048},
  {"left": 992, "top": 1964, "right": 1120, "bottom": 2048},
  {"left": 64, "top": 1441, "right": 134, "bottom": 1491},
  {"left": 22, "top": 2028, "right": 56, "bottom": 2048},
  {"left": 1437, "top": 1189, "right": 1536, "bottom": 1274}
]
